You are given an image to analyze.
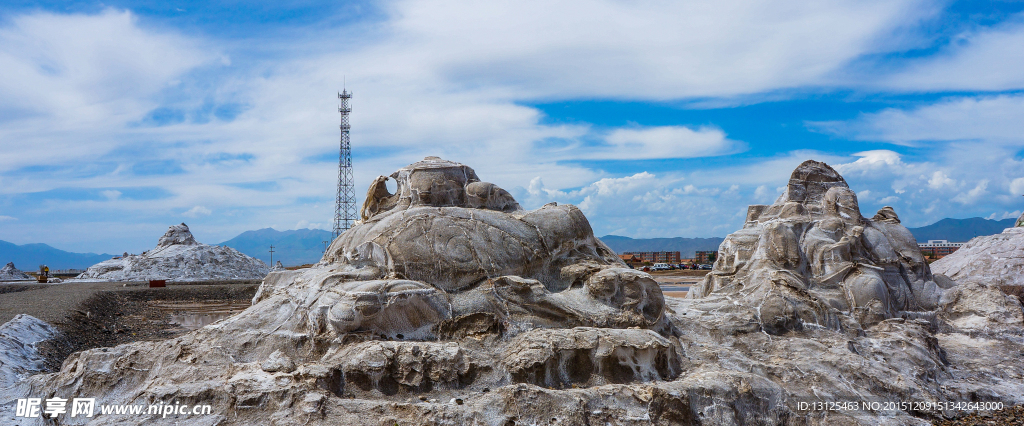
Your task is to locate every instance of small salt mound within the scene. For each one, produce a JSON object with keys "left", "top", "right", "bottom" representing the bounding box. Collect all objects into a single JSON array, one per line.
[
  {"left": 0, "top": 314, "right": 56, "bottom": 388},
  {"left": 71, "top": 223, "right": 269, "bottom": 282},
  {"left": 0, "top": 262, "right": 32, "bottom": 281}
]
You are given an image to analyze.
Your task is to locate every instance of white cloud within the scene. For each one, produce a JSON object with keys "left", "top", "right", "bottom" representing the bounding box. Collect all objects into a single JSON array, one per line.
[
  {"left": 753, "top": 185, "right": 772, "bottom": 202},
  {"left": 988, "top": 210, "right": 1021, "bottom": 220},
  {"left": 884, "top": 15, "right": 1024, "bottom": 92},
  {"left": 2, "top": 2, "right": 1021, "bottom": 250},
  {"left": 1010, "top": 177, "right": 1024, "bottom": 196},
  {"left": 0, "top": 9, "right": 215, "bottom": 171},
  {"left": 182, "top": 206, "right": 212, "bottom": 217},
  {"left": 385, "top": 0, "right": 932, "bottom": 99},
  {"left": 100, "top": 190, "right": 121, "bottom": 200},
  {"left": 810, "top": 95, "right": 1024, "bottom": 146},
  {"left": 952, "top": 179, "right": 988, "bottom": 205},
  {"left": 927, "top": 171, "right": 956, "bottom": 190},
  {"left": 584, "top": 126, "right": 742, "bottom": 160},
  {"left": 0, "top": 215, "right": 16, "bottom": 221}
]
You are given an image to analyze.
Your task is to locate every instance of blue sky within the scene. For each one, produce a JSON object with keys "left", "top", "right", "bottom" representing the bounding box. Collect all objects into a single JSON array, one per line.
[{"left": 2, "top": 0, "right": 1024, "bottom": 254}]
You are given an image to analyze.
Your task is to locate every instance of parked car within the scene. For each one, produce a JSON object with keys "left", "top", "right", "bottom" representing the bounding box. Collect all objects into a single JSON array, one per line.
[
  {"left": 652, "top": 263, "right": 670, "bottom": 271},
  {"left": 698, "top": 264, "right": 713, "bottom": 270}
]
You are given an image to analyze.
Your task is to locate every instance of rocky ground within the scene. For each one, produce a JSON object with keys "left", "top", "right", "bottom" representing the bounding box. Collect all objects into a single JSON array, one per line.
[{"left": 35, "top": 284, "right": 258, "bottom": 372}]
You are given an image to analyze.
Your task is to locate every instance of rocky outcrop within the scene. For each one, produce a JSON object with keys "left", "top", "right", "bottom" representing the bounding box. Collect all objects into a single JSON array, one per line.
[
  {"left": 4, "top": 158, "right": 1024, "bottom": 425},
  {"left": 691, "top": 160, "right": 953, "bottom": 331},
  {"left": 931, "top": 227, "right": 1024, "bottom": 287},
  {"left": 71, "top": 223, "right": 269, "bottom": 282},
  {"left": 0, "top": 262, "right": 31, "bottom": 281}
]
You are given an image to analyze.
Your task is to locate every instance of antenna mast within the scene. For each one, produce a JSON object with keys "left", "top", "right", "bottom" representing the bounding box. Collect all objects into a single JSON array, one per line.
[{"left": 333, "top": 89, "right": 356, "bottom": 239}]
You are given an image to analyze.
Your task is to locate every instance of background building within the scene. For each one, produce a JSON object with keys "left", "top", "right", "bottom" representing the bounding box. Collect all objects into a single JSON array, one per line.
[
  {"left": 618, "top": 254, "right": 643, "bottom": 268},
  {"left": 695, "top": 250, "right": 718, "bottom": 264},
  {"left": 622, "top": 251, "right": 681, "bottom": 264},
  {"left": 918, "top": 240, "right": 964, "bottom": 259}
]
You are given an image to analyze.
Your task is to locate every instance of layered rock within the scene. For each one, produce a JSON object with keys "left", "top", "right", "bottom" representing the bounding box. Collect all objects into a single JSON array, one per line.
[
  {"left": 931, "top": 226, "right": 1024, "bottom": 287},
  {"left": 0, "top": 262, "right": 31, "bottom": 281},
  {"left": 691, "top": 160, "right": 954, "bottom": 331},
  {"left": 71, "top": 223, "right": 269, "bottom": 282}
]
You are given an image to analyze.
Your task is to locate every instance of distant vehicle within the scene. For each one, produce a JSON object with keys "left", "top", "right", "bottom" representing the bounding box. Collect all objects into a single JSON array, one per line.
[
  {"left": 652, "top": 263, "right": 670, "bottom": 271},
  {"left": 698, "top": 264, "right": 713, "bottom": 270}
]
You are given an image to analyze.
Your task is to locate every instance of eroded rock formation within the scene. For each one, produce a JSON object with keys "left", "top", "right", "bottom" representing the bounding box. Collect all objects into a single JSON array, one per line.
[
  {"left": 71, "top": 223, "right": 269, "bottom": 282},
  {"left": 691, "top": 160, "right": 954, "bottom": 331},
  {"left": 4, "top": 158, "right": 1024, "bottom": 425}
]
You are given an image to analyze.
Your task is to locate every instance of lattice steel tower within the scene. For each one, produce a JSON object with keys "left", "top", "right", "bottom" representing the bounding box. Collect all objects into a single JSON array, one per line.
[{"left": 333, "top": 89, "right": 356, "bottom": 239}]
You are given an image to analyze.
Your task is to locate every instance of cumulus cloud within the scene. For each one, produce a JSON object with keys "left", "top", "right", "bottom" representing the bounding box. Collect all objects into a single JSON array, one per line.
[
  {"left": 1010, "top": 178, "right": 1024, "bottom": 196},
  {"left": 927, "top": 171, "right": 956, "bottom": 190},
  {"left": 183, "top": 206, "right": 212, "bottom": 217},
  {"left": 952, "top": 180, "right": 988, "bottom": 205},
  {"left": 987, "top": 210, "right": 1021, "bottom": 220}
]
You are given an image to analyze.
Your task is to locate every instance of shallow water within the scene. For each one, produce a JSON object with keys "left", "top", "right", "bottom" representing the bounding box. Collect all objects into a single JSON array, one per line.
[{"left": 149, "top": 300, "right": 251, "bottom": 330}]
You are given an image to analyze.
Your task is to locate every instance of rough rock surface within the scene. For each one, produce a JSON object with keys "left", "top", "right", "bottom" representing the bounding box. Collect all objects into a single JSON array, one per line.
[
  {"left": 0, "top": 262, "right": 31, "bottom": 281},
  {"left": 3, "top": 159, "right": 1024, "bottom": 425},
  {"left": 691, "top": 160, "right": 953, "bottom": 330},
  {"left": 931, "top": 227, "right": 1024, "bottom": 288},
  {"left": 0, "top": 315, "right": 56, "bottom": 388},
  {"left": 70, "top": 223, "right": 269, "bottom": 282}
]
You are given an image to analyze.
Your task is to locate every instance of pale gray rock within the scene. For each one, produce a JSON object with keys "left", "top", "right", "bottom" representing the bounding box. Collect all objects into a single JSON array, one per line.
[
  {"left": 938, "top": 281, "right": 1024, "bottom": 334},
  {"left": 70, "top": 223, "right": 269, "bottom": 282},
  {"left": 0, "top": 262, "right": 31, "bottom": 281},
  {"left": 5, "top": 158, "right": 1024, "bottom": 425},
  {"left": 692, "top": 160, "right": 950, "bottom": 331},
  {"left": 0, "top": 315, "right": 55, "bottom": 389},
  {"left": 931, "top": 227, "right": 1024, "bottom": 287}
]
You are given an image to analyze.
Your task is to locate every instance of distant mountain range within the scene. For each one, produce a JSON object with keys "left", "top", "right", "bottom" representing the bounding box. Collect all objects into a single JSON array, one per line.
[
  {"left": 3, "top": 217, "right": 1016, "bottom": 270},
  {"left": 906, "top": 217, "right": 1016, "bottom": 243},
  {"left": 217, "top": 228, "right": 334, "bottom": 266},
  {"left": 0, "top": 240, "right": 113, "bottom": 271}
]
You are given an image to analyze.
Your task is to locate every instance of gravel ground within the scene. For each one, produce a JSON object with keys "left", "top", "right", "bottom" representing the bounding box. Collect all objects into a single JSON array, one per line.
[
  {"left": 34, "top": 284, "right": 258, "bottom": 371},
  {"left": 0, "top": 282, "right": 138, "bottom": 325}
]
